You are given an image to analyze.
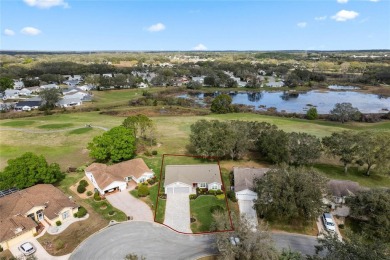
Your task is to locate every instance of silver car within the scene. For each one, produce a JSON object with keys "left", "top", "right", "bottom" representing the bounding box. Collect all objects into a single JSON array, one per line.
[
  {"left": 18, "top": 242, "right": 36, "bottom": 256},
  {"left": 322, "top": 213, "right": 336, "bottom": 232}
]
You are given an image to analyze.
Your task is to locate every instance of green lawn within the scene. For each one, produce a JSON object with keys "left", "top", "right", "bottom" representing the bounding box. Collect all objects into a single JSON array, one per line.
[
  {"left": 0, "top": 120, "right": 36, "bottom": 127},
  {"left": 84, "top": 198, "right": 127, "bottom": 222},
  {"left": 68, "top": 127, "right": 94, "bottom": 135},
  {"left": 38, "top": 123, "right": 74, "bottom": 129},
  {"left": 314, "top": 164, "right": 390, "bottom": 188},
  {"left": 190, "top": 195, "right": 230, "bottom": 233}
]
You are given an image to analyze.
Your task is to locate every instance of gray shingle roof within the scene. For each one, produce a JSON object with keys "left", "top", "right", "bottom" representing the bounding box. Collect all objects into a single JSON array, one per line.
[
  {"left": 164, "top": 164, "right": 221, "bottom": 186},
  {"left": 233, "top": 167, "right": 270, "bottom": 192}
]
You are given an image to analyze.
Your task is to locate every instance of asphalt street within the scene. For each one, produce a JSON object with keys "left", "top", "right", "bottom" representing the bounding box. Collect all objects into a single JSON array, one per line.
[{"left": 272, "top": 232, "right": 319, "bottom": 256}]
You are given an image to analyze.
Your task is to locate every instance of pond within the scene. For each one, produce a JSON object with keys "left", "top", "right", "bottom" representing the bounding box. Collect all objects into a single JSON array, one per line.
[{"left": 178, "top": 91, "right": 390, "bottom": 114}]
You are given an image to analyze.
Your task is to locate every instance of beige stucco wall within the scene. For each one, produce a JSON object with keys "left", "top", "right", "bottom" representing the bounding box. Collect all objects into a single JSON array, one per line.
[
  {"left": 45, "top": 207, "right": 79, "bottom": 226},
  {"left": 0, "top": 227, "right": 36, "bottom": 250},
  {"left": 25, "top": 205, "right": 45, "bottom": 222}
]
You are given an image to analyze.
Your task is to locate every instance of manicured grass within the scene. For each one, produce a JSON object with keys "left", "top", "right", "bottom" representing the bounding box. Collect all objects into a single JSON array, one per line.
[
  {"left": 314, "top": 163, "right": 390, "bottom": 188},
  {"left": 56, "top": 171, "right": 85, "bottom": 194},
  {"left": 38, "top": 123, "right": 74, "bottom": 129},
  {"left": 190, "top": 195, "right": 229, "bottom": 233},
  {"left": 68, "top": 127, "right": 94, "bottom": 135},
  {"left": 0, "top": 120, "right": 35, "bottom": 127},
  {"left": 85, "top": 198, "right": 127, "bottom": 222},
  {"left": 155, "top": 197, "right": 166, "bottom": 223}
]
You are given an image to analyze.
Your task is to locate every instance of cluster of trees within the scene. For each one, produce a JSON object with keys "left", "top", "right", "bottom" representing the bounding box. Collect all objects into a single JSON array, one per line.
[
  {"left": 323, "top": 131, "right": 390, "bottom": 175},
  {"left": 285, "top": 69, "right": 326, "bottom": 87},
  {"left": 329, "top": 103, "right": 361, "bottom": 123},
  {"left": 189, "top": 119, "right": 322, "bottom": 165},
  {"left": 0, "top": 152, "right": 64, "bottom": 190},
  {"left": 88, "top": 114, "right": 156, "bottom": 163}
]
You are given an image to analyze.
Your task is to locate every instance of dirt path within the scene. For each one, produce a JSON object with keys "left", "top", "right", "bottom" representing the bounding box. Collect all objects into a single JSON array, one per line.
[{"left": 0, "top": 125, "right": 109, "bottom": 134}]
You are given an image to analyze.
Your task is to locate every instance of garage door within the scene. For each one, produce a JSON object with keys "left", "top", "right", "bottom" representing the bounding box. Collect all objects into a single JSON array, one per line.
[
  {"left": 166, "top": 186, "right": 190, "bottom": 194},
  {"left": 236, "top": 194, "right": 257, "bottom": 201}
]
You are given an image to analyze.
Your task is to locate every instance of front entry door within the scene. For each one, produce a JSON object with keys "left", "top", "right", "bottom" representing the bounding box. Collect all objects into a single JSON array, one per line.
[{"left": 37, "top": 210, "right": 44, "bottom": 221}]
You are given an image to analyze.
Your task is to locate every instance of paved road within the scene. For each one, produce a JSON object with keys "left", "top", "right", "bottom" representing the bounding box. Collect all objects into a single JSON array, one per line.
[
  {"left": 164, "top": 193, "right": 192, "bottom": 233},
  {"left": 106, "top": 189, "right": 153, "bottom": 222},
  {"left": 272, "top": 232, "right": 318, "bottom": 256},
  {"left": 70, "top": 221, "right": 217, "bottom": 260}
]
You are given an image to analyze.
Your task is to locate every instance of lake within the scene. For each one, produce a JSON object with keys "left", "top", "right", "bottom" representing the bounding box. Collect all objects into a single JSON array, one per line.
[{"left": 178, "top": 90, "right": 390, "bottom": 114}]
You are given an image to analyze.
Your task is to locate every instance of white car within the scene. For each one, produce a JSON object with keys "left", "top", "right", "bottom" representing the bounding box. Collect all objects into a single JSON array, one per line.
[
  {"left": 322, "top": 213, "right": 336, "bottom": 232},
  {"left": 18, "top": 242, "right": 36, "bottom": 256}
]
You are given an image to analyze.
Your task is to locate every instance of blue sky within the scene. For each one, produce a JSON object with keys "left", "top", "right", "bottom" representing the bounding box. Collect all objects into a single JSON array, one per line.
[{"left": 1, "top": 0, "right": 389, "bottom": 51}]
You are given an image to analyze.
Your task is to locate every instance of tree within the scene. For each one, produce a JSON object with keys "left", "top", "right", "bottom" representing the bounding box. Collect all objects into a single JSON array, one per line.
[
  {"left": 39, "top": 88, "right": 61, "bottom": 110},
  {"left": 322, "top": 131, "right": 358, "bottom": 174},
  {"left": 329, "top": 103, "right": 360, "bottom": 123},
  {"left": 346, "top": 189, "right": 390, "bottom": 242},
  {"left": 213, "top": 212, "right": 279, "bottom": 260},
  {"left": 0, "top": 152, "right": 64, "bottom": 190},
  {"left": 186, "top": 81, "right": 202, "bottom": 89},
  {"left": 257, "top": 129, "right": 290, "bottom": 164},
  {"left": 288, "top": 132, "right": 322, "bottom": 165},
  {"left": 122, "top": 114, "right": 156, "bottom": 143},
  {"left": 88, "top": 126, "right": 136, "bottom": 163},
  {"left": 309, "top": 231, "right": 389, "bottom": 260},
  {"left": 204, "top": 76, "right": 216, "bottom": 86},
  {"left": 211, "top": 94, "right": 234, "bottom": 114},
  {"left": 306, "top": 107, "right": 318, "bottom": 120},
  {"left": 0, "top": 77, "right": 14, "bottom": 92},
  {"left": 354, "top": 131, "right": 390, "bottom": 176},
  {"left": 254, "top": 167, "right": 328, "bottom": 222}
]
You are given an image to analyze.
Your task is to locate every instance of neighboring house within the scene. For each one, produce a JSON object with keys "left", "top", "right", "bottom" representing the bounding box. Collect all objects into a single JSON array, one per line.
[
  {"left": 233, "top": 167, "right": 270, "bottom": 201},
  {"left": 191, "top": 76, "right": 205, "bottom": 84},
  {"left": 0, "top": 184, "right": 79, "bottom": 250},
  {"left": 3, "top": 89, "right": 20, "bottom": 100},
  {"left": 85, "top": 158, "right": 154, "bottom": 195},
  {"left": 78, "top": 85, "right": 94, "bottom": 91},
  {"left": 164, "top": 164, "right": 222, "bottom": 194},
  {"left": 40, "top": 84, "right": 59, "bottom": 90},
  {"left": 18, "top": 88, "right": 33, "bottom": 96},
  {"left": 63, "top": 79, "right": 80, "bottom": 88},
  {"left": 26, "top": 86, "right": 41, "bottom": 94},
  {"left": 13, "top": 80, "right": 24, "bottom": 90},
  {"left": 327, "top": 180, "right": 362, "bottom": 205},
  {"left": 15, "top": 100, "right": 42, "bottom": 111},
  {"left": 63, "top": 75, "right": 83, "bottom": 81},
  {"left": 137, "top": 82, "right": 149, "bottom": 89},
  {"left": 266, "top": 81, "right": 285, "bottom": 88},
  {"left": 57, "top": 98, "right": 82, "bottom": 108},
  {"left": 102, "top": 73, "right": 114, "bottom": 78}
]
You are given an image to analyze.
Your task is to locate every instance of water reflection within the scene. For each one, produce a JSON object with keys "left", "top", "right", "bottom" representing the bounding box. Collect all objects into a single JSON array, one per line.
[{"left": 247, "top": 92, "right": 263, "bottom": 102}]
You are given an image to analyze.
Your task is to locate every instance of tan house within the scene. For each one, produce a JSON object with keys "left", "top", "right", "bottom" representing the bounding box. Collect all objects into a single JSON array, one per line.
[
  {"left": 85, "top": 158, "right": 154, "bottom": 195},
  {"left": 164, "top": 164, "right": 222, "bottom": 194},
  {"left": 0, "top": 184, "right": 78, "bottom": 250}
]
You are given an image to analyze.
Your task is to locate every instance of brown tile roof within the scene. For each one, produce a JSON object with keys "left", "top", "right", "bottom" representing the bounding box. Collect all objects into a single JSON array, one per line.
[
  {"left": 0, "top": 215, "right": 37, "bottom": 243},
  {"left": 85, "top": 158, "right": 152, "bottom": 190},
  {"left": 233, "top": 167, "right": 270, "bottom": 192},
  {"left": 164, "top": 164, "right": 221, "bottom": 186},
  {"left": 0, "top": 184, "right": 77, "bottom": 242}
]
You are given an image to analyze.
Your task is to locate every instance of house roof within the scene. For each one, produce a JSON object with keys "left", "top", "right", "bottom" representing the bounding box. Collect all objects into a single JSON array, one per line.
[
  {"left": 327, "top": 180, "right": 362, "bottom": 197},
  {"left": 15, "top": 100, "right": 41, "bottom": 108},
  {"left": 85, "top": 158, "right": 152, "bottom": 190},
  {"left": 164, "top": 164, "right": 221, "bottom": 187},
  {"left": 0, "top": 184, "right": 77, "bottom": 242},
  {"left": 233, "top": 167, "right": 270, "bottom": 192}
]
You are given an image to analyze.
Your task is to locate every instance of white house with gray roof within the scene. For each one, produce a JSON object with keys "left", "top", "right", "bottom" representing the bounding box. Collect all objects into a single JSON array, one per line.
[
  {"left": 233, "top": 167, "right": 270, "bottom": 201},
  {"left": 164, "top": 164, "right": 222, "bottom": 194}
]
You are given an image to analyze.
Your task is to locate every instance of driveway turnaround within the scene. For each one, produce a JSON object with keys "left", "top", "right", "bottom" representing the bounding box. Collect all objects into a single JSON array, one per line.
[
  {"left": 106, "top": 190, "right": 153, "bottom": 221},
  {"left": 272, "top": 232, "right": 318, "bottom": 256},
  {"left": 237, "top": 199, "right": 258, "bottom": 229},
  {"left": 70, "top": 221, "right": 217, "bottom": 260},
  {"left": 164, "top": 193, "right": 192, "bottom": 233}
]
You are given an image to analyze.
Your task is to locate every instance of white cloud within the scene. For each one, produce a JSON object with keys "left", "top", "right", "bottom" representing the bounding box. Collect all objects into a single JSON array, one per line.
[
  {"left": 23, "top": 0, "right": 69, "bottom": 9},
  {"left": 146, "top": 23, "right": 166, "bottom": 32},
  {"left": 315, "top": 16, "right": 327, "bottom": 21},
  {"left": 193, "top": 43, "right": 208, "bottom": 51},
  {"left": 297, "top": 22, "right": 307, "bottom": 28},
  {"left": 21, "top": 27, "right": 42, "bottom": 36},
  {"left": 369, "top": 0, "right": 380, "bottom": 2},
  {"left": 337, "top": 0, "right": 349, "bottom": 3},
  {"left": 331, "top": 10, "right": 359, "bottom": 22},
  {"left": 3, "top": 29, "right": 15, "bottom": 36}
]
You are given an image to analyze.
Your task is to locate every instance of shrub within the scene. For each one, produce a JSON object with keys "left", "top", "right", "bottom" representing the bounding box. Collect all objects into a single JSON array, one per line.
[
  {"left": 55, "top": 239, "right": 64, "bottom": 250},
  {"left": 79, "top": 179, "right": 89, "bottom": 187},
  {"left": 147, "top": 177, "right": 156, "bottom": 185},
  {"left": 77, "top": 185, "right": 86, "bottom": 194},
  {"left": 306, "top": 107, "right": 318, "bottom": 120},
  {"left": 56, "top": 220, "right": 62, "bottom": 226},
  {"left": 152, "top": 150, "right": 158, "bottom": 155},
  {"left": 73, "top": 213, "right": 77, "bottom": 218},
  {"left": 227, "top": 190, "right": 237, "bottom": 202},
  {"left": 108, "top": 210, "right": 115, "bottom": 216},
  {"left": 77, "top": 206, "right": 87, "bottom": 218},
  {"left": 94, "top": 192, "right": 101, "bottom": 201},
  {"left": 338, "top": 224, "right": 345, "bottom": 229},
  {"left": 159, "top": 194, "right": 167, "bottom": 199},
  {"left": 76, "top": 166, "right": 86, "bottom": 173},
  {"left": 189, "top": 194, "right": 197, "bottom": 200},
  {"left": 0, "top": 245, "right": 3, "bottom": 252},
  {"left": 144, "top": 150, "right": 152, "bottom": 156},
  {"left": 216, "top": 189, "right": 223, "bottom": 195},
  {"left": 138, "top": 184, "right": 150, "bottom": 197},
  {"left": 208, "top": 190, "right": 217, "bottom": 196},
  {"left": 216, "top": 194, "right": 225, "bottom": 200},
  {"left": 210, "top": 205, "right": 224, "bottom": 213},
  {"left": 86, "top": 191, "right": 93, "bottom": 196}
]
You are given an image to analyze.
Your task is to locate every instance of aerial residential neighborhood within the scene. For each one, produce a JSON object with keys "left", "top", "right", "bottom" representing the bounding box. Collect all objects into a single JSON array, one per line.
[{"left": 1, "top": 0, "right": 390, "bottom": 259}]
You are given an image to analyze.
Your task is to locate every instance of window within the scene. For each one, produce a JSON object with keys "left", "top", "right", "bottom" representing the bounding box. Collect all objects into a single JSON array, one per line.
[
  {"left": 211, "top": 184, "right": 218, "bottom": 190},
  {"left": 198, "top": 182, "right": 207, "bottom": 188},
  {"left": 62, "top": 210, "right": 70, "bottom": 220}
]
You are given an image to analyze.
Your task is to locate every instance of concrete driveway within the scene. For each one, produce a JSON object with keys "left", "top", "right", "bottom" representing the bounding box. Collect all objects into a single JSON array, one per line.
[
  {"left": 9, "top": 236, "right": 70, "bottom": 260},
  {"left": 164, "top": 193, "right": 192, "bottom": 233},
  {"left": 317, "top": 215, "right": 343, "bottom": 241},
  {"left": 237, "top": 199, "right": 258, "bottom": 229},
  {"left": 70, "top": 221, "right": 217, "bottom": 260},
  {"left": 106, "top": 189, "right": 153, "bottom": 222}
]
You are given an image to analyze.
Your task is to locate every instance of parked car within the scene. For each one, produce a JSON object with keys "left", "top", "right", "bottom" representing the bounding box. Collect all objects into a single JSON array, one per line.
[
  {"left": 18, "top": 242, "right": 36, "bottom": 256},
  {"left": 322, "top": 213, "right": 336, "bottom": 232}
]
